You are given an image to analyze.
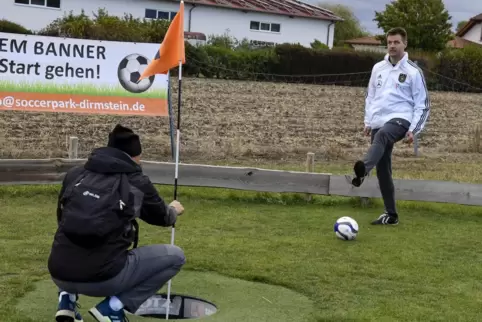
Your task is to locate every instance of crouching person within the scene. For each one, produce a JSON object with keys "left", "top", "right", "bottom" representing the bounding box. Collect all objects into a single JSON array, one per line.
[{"left": 48, "top": 124, "right": 186, "bottom": 322}]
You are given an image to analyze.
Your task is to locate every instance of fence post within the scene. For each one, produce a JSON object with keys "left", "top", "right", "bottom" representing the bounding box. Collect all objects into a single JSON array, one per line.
[
  {"left": 68, "top": 136, "right": 78, "bottom": 159},
  {"left": 305, "top": 152, "right": 315, "bottom": 201},
  {"left": 471, "top": 123, "right": 481, "bottom": 153}
]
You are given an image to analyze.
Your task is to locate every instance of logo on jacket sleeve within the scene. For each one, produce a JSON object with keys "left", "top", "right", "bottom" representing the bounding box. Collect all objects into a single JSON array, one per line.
[
  {"left": 398, "top": 73, "right": 407, "bottom": 83},
  {"left": 376, "top": 74, "right": 383, "bottom": 88}
]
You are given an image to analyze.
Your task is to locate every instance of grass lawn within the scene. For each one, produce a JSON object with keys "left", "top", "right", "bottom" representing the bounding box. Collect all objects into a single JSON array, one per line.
[
  {"left": 18, "top": 270, "right": 314, "bottom": 322},
  {"left": 0, "top": 81, "right": 167, "bottom": 98},
  {"left": 2, "top": 182, "right": 482, "bottom": 321}
]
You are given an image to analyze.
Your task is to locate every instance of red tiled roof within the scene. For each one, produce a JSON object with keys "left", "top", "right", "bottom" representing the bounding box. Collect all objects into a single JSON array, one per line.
[
  {"left": 447, "top": 36, "right": 482, "bottom": 48},
  {"left": 180, "top": 0, "right": 343, "bottom": 21},
  {"left": 344, "top": 36, "right": 382, "bottom": 45},
  {"left": 184, "top": 31, "right": 206, "bottom": 40},
  {"left": 472, "top": 13, "right": 482, "bottom": 21},
  {"left": 456, "top": 13, "right": 482, "bottom": 37}
]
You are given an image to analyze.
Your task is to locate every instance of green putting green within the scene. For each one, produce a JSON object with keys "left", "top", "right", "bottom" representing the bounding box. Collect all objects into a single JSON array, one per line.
[{"left": 16, "top": 270, "right": 315, "bottom": 321}]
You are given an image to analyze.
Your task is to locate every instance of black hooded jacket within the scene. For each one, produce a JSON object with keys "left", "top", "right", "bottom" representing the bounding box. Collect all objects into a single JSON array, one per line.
[{"left": 47, "top": 147, "right": 177, "bottom": 282}]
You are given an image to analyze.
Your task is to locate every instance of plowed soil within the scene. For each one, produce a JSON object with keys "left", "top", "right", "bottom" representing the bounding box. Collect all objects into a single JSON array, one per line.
[{"left": 1, "top": 77, "right": 481, "bottom": 163}]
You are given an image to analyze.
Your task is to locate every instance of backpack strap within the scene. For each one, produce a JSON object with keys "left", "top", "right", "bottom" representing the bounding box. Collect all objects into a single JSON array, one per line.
[
  {"left": 60, "top": 169, "right": 87, "bottom": 203},
  {"left": 117, "top": 173, "right": 132, "bottom": 211},
  {"left": 118, "top": 173, "right": 143, "bottom": 249},
  {"left": 132, "top": 220, "right": 139, "bottom": 248}
]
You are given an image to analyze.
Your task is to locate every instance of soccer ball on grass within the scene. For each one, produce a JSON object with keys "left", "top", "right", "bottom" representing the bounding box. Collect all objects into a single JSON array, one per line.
[{"left": 334, "top": 216, "right": 358, "bottom": 240}]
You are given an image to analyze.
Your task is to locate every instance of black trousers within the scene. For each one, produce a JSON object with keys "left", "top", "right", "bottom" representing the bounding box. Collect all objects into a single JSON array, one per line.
[{"left": 363, "top": 118, "right": 410, "bottom": 215}]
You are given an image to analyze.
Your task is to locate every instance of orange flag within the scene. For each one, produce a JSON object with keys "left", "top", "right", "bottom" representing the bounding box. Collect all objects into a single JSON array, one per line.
[{"left": 139, "top": 1, "right": 185, "bottom": 80}]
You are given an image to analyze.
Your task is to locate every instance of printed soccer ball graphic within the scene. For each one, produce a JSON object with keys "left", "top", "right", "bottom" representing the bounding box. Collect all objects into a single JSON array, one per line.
[{"left": 117, "top": 54, "right": 155, "bottom": 93}]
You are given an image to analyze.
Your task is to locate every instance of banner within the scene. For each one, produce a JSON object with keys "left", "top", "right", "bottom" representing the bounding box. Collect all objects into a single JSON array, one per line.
[{"left": 0, "top": 32, "right": 168, "bottom": 116}]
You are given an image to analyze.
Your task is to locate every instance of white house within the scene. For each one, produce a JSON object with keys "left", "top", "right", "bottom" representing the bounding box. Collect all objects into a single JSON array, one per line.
[
  {"left": 3, "top": 0, "right": 342, "bottom": 48},
  {"left": 455, "top": 13, "right": 482, "bottom": 45}
]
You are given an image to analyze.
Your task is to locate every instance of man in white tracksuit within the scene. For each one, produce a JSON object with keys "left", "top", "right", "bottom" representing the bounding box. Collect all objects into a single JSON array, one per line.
[{"left": 351, "top": 27, "right": 430, "bottom": 225}]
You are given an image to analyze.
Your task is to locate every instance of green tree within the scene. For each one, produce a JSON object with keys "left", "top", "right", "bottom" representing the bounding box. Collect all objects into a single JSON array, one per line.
[
  {"left": 38, "top": 8, "right": 170, "bottom": 43},
  {"left": 456, "top": 20, "right": 468, "bottom": 32},
  {"left": 318, "top": 2, "right": 370, "bottom": 46},
  {"left": 373, "top": 0, "right": 453, "bottom": 51}
]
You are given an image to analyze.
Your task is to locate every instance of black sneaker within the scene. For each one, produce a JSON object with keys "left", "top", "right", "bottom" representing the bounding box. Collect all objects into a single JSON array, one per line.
[
  {"left": 351, "top": 160, "right": 367, "bottom": 187},
  {"left": 371, "top": 213, "right": 399, "bottom": 225}
]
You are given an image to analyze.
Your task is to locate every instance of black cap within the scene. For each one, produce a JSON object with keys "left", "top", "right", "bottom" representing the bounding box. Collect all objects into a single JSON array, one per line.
[{"left": 107, "top": 124, "right": 142, "bottom": 157}]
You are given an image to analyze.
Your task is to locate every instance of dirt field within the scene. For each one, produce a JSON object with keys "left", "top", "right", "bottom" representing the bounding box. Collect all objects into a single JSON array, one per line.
[{"left": 1, "top": 77, "right": 481, "bottom": 163}]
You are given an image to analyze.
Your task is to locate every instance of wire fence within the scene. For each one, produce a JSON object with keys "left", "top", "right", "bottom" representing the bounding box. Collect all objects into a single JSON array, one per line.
[
  {"left": 0, "top": 60, "right": 481, "bottom": 163},
  {"left": 184, "top": 56, "right": 482, "bottom": 93}
]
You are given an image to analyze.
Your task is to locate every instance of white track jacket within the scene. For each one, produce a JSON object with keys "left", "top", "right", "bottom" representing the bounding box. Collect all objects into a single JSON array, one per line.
[{"left": 364, "top": 52, "right": 430, "bottom": 135}]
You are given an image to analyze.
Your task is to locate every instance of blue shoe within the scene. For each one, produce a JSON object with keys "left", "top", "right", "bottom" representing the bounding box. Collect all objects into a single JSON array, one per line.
[
  {"left": 55, "top": 293, "right": 83, "bottom": 322},
  {"left": 74, "top": 310, "right": 83, "bottom": 322},
  {"left": 88, "top": 297, "right": 128, "bottom": 322}
]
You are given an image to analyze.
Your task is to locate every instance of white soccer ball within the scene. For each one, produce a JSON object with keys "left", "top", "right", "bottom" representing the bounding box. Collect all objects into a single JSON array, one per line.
[
  {"left": 334, "top": 216, "right": 359, "bottom": 240},
  {"left": 117, "top": 53, "right": 155, "bottom": 93}
]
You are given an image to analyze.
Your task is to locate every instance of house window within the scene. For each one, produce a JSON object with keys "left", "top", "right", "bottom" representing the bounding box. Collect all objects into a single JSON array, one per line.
[
  {"left": 157, "top": 11, "right": 170, "bottom": 20},
  {"left": 260, "top": 23, "right": 270, "bottom": 31},
  {"left": 250, "top": 21, "right": 260, "bottom": 30},
  {"left": 250, "top": 21, "right": 281, "bottom": 33},
  {"left": 14, "top": 0, "right": 60, "bottom": 8},
  {"left": 145, "top": 9, "right": 157, "bottom": 19},
  {"left": 145, "top": 9, "right": 178, "bottom": 21},
  {"left": 271, "top": 23, "right": 281, "bottom": 33}
]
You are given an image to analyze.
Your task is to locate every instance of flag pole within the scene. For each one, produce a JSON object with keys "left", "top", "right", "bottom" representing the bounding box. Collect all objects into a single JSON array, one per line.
[
  {"left": 167, "top": 71, "right": 175, "bottom": 160},
  {"left": 166, "top": 59, "right": 182, "bottom": 320},
  {"left": 166, "top": 2, "right": 184, "bottom": 317},
  {"left": 136, "top": 6, "right": 185, "bottom": 317}
]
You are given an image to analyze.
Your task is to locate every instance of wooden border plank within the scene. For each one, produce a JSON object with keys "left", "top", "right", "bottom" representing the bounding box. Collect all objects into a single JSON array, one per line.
[
  {"left": 329, "top": 175, "right": 482, "bottom": 206},
  {"left": 1, "top": 159, "right": 482, "bottom": 206},
  {"left": 142, "top": 162, "right": 331, "bottom": 194},
  {"left": 0, "top": 159, "right": 331, "bottom": 194}
]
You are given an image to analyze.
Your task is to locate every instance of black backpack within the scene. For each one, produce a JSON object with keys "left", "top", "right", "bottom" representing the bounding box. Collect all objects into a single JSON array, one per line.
[{"left": 59, "top": 169, "right": 144, "bottom": 249}]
